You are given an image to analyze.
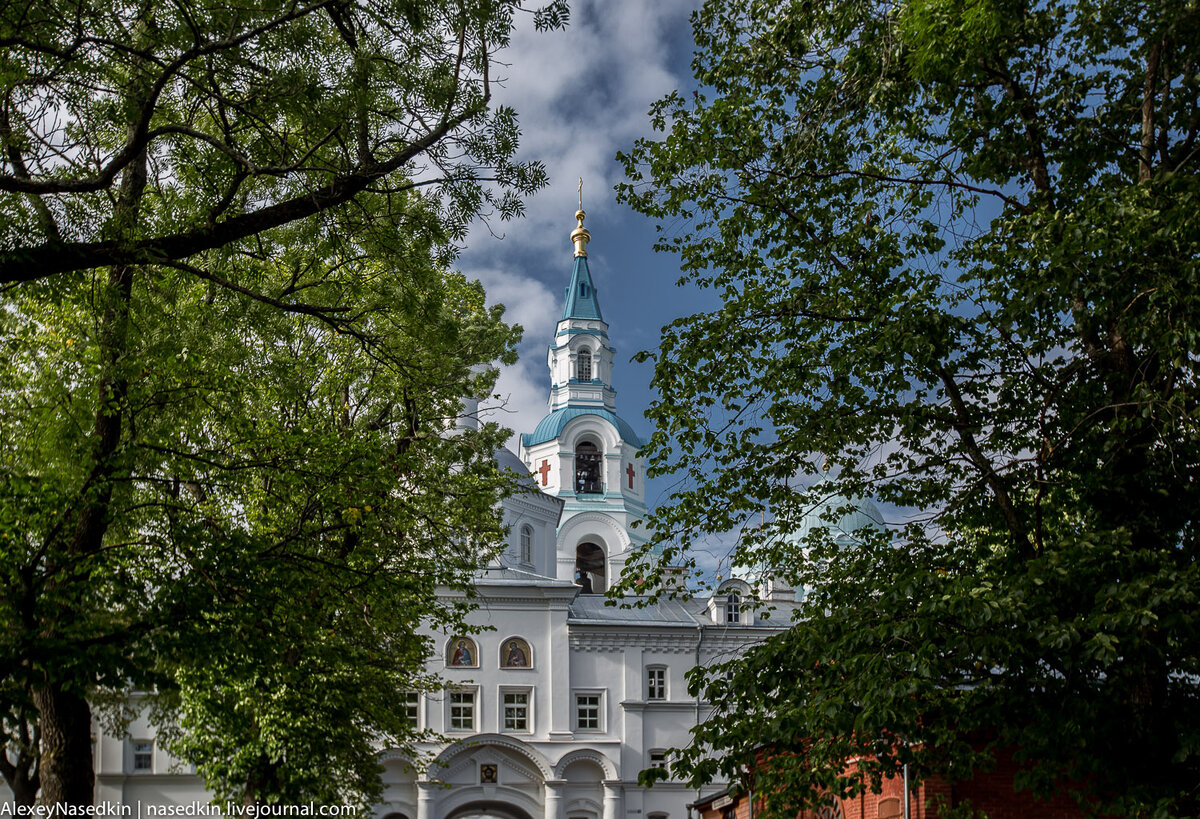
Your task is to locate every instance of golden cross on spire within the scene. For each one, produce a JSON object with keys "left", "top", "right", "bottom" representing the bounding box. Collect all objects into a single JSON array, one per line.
[{"left": 571, "top": 178, "right": 590, "bottom": 258}]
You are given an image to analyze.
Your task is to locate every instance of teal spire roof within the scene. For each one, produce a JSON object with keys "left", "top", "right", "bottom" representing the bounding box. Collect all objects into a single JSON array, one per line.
[{"left": 561, "top": 255, "right": 604, "bottom": 321}]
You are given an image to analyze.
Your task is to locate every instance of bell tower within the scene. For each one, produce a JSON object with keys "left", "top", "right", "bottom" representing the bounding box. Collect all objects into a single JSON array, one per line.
[
  {"left": 520, "top": 192, "right": 648, "bottom": 592},
  {"left": 545, "top": 206, "right": 618, "bottom": 412}
]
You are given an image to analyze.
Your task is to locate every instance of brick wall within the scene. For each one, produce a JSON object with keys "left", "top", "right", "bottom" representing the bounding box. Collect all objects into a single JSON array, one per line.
[{"left": 694, "top": 749, "right": 1084, "bottom": 819}]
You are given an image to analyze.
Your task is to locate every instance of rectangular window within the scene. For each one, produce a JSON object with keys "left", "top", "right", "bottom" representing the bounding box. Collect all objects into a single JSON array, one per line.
[
  {"left": 647, "top": 667, "right": 666, "bottom": 700},
  {"left": 402, "top": 691, "right": 420, "bottom": 728},
  {"left": 503, "top": 690, "right": 529, "bottom": 731},
  {"left": 649, "top": 750, "right": 667, "bottom": 769},
  {"left": 450, "top": 690, "right": 475, "bottom": 731},
  {"left": 132, "top": 740, "right": 153, "bottom": 772},
  {"left": 576, "top": 693, "right": 601, "bottom": 730}
]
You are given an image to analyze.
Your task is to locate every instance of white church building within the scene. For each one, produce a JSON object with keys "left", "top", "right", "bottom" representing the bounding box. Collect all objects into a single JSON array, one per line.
[{"left": 80, "top": 210, "right": 797, "bottom": 819}]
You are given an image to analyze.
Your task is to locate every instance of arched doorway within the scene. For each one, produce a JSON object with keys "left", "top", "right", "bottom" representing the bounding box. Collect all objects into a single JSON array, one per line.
[
  {"left": 560, "top": 757, "right": 606, "bottom": 819},
  {"left": 446, "top": 803, "right": 535, "bottom": 819},
  {"left": 575, "top": 542, "right": 606, "bottom": 594},
  {"left": 426, "top": 734, "right": 552, "bottom": 819}
]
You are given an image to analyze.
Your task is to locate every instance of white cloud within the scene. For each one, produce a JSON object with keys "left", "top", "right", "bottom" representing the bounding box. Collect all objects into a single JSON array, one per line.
[
  {"left": 471, "top": 264, "right": 558, "bottom": 343},
  {"left": 487, "top": 0, "right": 695, "bottom": 255},
  {"left": 469, "top": 264, "right": 557, "bottom": 449}
]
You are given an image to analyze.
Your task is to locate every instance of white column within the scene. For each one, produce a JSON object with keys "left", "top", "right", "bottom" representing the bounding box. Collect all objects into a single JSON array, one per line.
[
  {"left": 602, "top": 780, "right": 622, "bottom": 819},
  {"left": 544, "top": 779, "right": 565, "bottom": 819},
  {"left": 417, "top": 781, "right": 436, "bottom": 819}
]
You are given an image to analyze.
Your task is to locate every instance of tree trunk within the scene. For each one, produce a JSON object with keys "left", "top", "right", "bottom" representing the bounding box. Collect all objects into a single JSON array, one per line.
[
  {"left": 0, "top": 701, "right": 39, "bottom": 805},
  {"left": 33, "top": 683, "right": 93, "bottom": 806},
  {"left": 0, "top": 745, "right": 39, "bottom": 806},
  {"left": 6, "top": 773, "right": 39, "bottom": 808},
  {"left": 32, "top": 128, "right": 146, "bottom": 805}
]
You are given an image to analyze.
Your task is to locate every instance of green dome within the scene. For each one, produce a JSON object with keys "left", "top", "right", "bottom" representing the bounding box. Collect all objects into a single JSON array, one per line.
[
  {"left": 787, "top": 484, "right": 885, "bottom": 603},
  {"left": 794, "top": 488, "right": 885, "bottom": 546},
  {"left": 520, "top": 406, "right": 645, "bottom": 449}
]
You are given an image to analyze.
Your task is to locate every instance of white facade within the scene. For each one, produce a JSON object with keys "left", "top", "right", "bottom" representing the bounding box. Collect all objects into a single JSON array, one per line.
[{"left": 49, "top": 215, "right": 787, "bottom": 819}]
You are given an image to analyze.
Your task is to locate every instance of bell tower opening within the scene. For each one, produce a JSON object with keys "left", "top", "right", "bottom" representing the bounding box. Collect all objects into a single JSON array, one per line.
[
  {"left": 574, "top": 441, "right": 603, "bottom": 494},
  {"left": 577, "top": 348, "right": 592, "bottom": 381},
  {"left": 575, "top": 542, "right": 606, "bottom": 594}
]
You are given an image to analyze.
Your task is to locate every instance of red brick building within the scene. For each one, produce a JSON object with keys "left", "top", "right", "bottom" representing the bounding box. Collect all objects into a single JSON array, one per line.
[{"left": 690, "top": 748, "right": 1084, "bottom": 819}]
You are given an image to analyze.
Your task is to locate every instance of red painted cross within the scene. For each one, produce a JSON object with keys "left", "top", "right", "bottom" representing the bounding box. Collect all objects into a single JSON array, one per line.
[
  {"left": 538, "top": 459, "right": 552, "bottom": 486},
  {"left": 626, "top": 462, "right": 636, "bottom": 489}
]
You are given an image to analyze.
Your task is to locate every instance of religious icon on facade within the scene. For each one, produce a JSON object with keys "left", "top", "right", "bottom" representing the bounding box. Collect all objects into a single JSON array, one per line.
[
  {"left": 480, "top": 764, "right": 498, "bottom": 784},
  {"left": 448, "top": 637, "right": 476, "bottom": 667},
  {"left": 501, "top": 637, "right": 530, "bottom": 668}
]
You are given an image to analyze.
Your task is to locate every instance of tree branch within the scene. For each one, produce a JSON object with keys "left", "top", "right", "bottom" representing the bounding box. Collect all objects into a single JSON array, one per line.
[
  {"left": 0, "top": 0, "right": 339, "bottom": 196},
  {"left": 934, "top": 365, "right": 1030, "bottom": 556},
  {"left": 0, "top": 100, "right": 485, "bottom": 284}
]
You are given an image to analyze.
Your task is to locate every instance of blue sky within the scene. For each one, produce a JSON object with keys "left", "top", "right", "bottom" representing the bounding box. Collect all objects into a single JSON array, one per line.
[{"left": 459, "top": 0, "right": 706, "bottom": 512}]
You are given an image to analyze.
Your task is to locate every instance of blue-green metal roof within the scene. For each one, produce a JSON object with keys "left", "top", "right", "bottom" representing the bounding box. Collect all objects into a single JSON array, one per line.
[
  {"left": 787, "top": 485, "right": 887, "bottom": 602},
  {"left": 793, "top": 492, "right": 885, "bottom": 545},
  {"left": 561, "top": 256, "right": 604, "bottom": 321},
  {"left": 555, "top": 328, "right": 609, "bottom": 340},
  {"left": 521, "top": 407, "right": 644, "bottom": 449}
]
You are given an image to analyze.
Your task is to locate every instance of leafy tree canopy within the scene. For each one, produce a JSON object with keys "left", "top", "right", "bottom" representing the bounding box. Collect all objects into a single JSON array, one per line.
[
  {"left": 0, "top": 0, "right": 556, "bottom": 281},
  {"left": 617, "top": 0, "right": 1200, "bottom": 815},
  {"left": 0, "top": 0, "right": 561, "bottom": 807}
]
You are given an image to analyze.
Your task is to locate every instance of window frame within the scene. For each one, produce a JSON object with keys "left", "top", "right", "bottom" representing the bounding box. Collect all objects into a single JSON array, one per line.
[
  {"left": 447, "top": 687, "right": 478, "bottom": 732},
  {"left": 131, "top": 739, "right": 153, "bottom": 773},
  {"left": 646, "top": 665, "right": 667, "bottom": 701},
  {"left": 519, "top": 524, "right": 534, "bottom": 566},
  {"left": 500, "top": 686, "right": 532, "bottom": 733},
  {"left": 725, "top": 591, "right": 742, "bottom": 624},
  {"left": 573, "top": 690, "right": 604, "bottom": 732},
  {"left": 401, "top": 691, "right": 421, "bottom": 729}
]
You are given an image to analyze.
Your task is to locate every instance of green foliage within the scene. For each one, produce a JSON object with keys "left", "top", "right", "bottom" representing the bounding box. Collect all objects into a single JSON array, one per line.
[
  {"left": 141, "top": 251, "right": 519, "bottom": 809},
  {"left": 617, "top": 0, "right": 1200, "bottom": 815},
  {"left": 0, "top": 0, "right": 553, "bottom": 281},
  {"left": 0, "top": 0, "right": 559, "bottom": 807}
]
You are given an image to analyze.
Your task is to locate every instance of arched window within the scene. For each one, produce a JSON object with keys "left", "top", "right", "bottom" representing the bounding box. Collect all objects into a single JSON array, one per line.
[
  {"left": 575, "top": 541, "right": 606, "bottom": 594},
  {"left": 725, "top": 591, "right": 741, "bottom": 624},
  {"left": 574, "top": 441, "right": 602, "bottom": 494},
  {"left": 815, "top": 803, "right": 844, "bottom": 819},
  {"left": 519, "top": 525, "right": 533, "bottom": 565},
  {"left": 577, "top": 348, "right": 592, "bottom": 381}
]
